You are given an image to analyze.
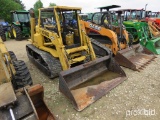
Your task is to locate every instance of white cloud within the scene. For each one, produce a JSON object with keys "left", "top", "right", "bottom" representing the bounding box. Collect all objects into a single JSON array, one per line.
[{"left": 22, "top": 0, "right": 159, "bottom": 13}]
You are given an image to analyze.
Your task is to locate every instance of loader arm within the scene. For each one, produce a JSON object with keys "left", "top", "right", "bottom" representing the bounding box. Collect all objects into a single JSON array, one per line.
[
  {"left": 148, "top": 21, "right": 160, "bottom": 37},
  {"left": 153, "top": 22, "right": 160, "bottom": 30},
  {"left": 0, "top": 38, "right": 16, "bottom": 81},
  {"left": 0, "top": 51, "right": 10, "bottom": 84},
  {"left": 80, "top": 20, "right": 119, "bottom": 55}
]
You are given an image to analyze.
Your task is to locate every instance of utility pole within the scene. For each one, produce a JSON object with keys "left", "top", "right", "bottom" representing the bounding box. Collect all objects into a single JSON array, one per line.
[{"left": 145, "top": 4, "right": 148, "bottom": 17}]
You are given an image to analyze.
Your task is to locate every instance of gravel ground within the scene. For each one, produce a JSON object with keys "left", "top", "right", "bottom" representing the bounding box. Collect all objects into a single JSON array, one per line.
[{"left": 5, "top": 39, "right": 160, "bottom": 120}]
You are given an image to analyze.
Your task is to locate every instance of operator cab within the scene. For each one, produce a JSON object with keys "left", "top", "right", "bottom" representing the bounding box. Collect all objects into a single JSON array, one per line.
[
  {"left": 91, "top": 5, "right": 121, "bottom": 28},
  {"left": 11, "top": 10, "right": 30, "bottom": 24},
  {"left": 39, "top": 7, "right": 81, "bottom": 48},
  {"left": 116, "top": 9, "right": 145, "bottom": 21}
]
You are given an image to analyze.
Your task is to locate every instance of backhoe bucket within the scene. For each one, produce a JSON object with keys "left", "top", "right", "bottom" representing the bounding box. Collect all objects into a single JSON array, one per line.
[
  {"left": 59, "top": 56, "right": 127, "bottom": 111},
  {"left": 115, "top": 44, "right": 156, "bottom": 71},
  {"left": 27, "top": 84, "right": 55, "bottom": 120},
  {"left": 0, "top": 84, "right": 55, "bottom": 120}
]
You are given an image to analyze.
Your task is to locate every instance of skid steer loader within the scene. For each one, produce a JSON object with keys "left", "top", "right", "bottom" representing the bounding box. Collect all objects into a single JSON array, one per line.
[
  {"left": 26, "top": 6, "right": 127, "bottom": 111},
  {"left": 80, "top": 5, "right": 156, "bottom": 71},
  {"left": 0, "top": 38, "right": 55, "bottom": 120}
]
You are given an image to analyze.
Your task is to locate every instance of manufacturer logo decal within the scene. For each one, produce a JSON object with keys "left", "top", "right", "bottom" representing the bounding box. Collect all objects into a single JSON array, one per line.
[
  {"left": 42, "top": 30, "right": 49, "bottom": 37},
  {"left": 89, "top": 24, "right": 101, "bottom": 31}
]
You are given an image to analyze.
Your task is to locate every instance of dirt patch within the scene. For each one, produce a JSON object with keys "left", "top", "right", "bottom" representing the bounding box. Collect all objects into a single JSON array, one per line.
[{"left": 5, "top": 39, "right": 160, "bottom": 120}]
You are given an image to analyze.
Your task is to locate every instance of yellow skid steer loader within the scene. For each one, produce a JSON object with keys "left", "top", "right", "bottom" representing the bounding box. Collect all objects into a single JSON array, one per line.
[{"left": 26, "top": 6, "right": 127, "bottom": 111}]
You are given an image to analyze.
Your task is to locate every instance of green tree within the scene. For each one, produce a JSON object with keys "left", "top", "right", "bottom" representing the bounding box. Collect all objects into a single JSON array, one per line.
[
  {"left": 34, "top": 0, "right": 43, "bottom": 17},
  {"left": 0, "top": 0, "right": 24, "bottom": 22},
  {"left": 14, "top": 0, "right": 25, "bottom": 9},
  {"left": 49, "top": 3, "right": 56, "bottom": 7}
]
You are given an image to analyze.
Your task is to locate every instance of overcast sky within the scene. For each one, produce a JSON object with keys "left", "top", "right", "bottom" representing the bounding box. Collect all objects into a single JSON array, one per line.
[{"left": 21, "top": 0, "right": 159, "bottom": 13}]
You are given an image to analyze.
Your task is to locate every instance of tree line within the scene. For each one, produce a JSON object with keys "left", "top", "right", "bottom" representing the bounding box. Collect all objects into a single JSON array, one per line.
[{"left": 0, "top": 0, "right": 56, "bottom": 22}]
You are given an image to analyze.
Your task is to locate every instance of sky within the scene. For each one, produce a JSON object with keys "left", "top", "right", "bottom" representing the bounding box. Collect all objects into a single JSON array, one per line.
[{"left": 21, "top": 0, "right": 160, "bottom": 13}]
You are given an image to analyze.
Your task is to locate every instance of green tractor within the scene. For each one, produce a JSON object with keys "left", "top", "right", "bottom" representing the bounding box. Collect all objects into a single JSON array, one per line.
[
  {"left": 115, "top": 9, "right": 160, "bottom": 54},
  {"left": 10, "top": 10, "right": 30, "bottom": 40},
  {"left": 119, "top": 9, "right": 147, "bottom": 43}
]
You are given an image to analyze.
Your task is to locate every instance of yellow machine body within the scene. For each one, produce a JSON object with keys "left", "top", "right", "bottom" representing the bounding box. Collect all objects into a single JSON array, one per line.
[{"left": 26, "top": 6, "right": 127, "bottom": 111}]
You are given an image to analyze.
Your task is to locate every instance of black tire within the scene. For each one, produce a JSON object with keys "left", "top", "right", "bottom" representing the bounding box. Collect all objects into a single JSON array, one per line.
[
  {"left": 131, "top": 29, "right": 139, "bottom": 44},
  {"left": 12, "top": 60, "right": 33, "bottom": 89},
  {"left": 1, "top": 34, "right": 6, "bottom": 41},
  {"left": 11, "top": 25, "right": 22, "bottom": 40},
  {"left": 0, "top": 25, "right": 6, "bottom": 41},
  {"left": 128, "top": 32, "right": 134, "bottom": 46},
  {"left": 8, "top": 30, "right": 14, "bottom": 39},
  {"left": 8, "top": 51, "right": 17, "bottom": 61}
]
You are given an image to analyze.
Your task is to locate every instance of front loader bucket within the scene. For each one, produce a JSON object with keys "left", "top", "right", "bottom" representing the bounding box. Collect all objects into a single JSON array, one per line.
[
  {"left": 115, "top": 44, "right": 156, "bottom": 71},
  {"left": 59, "top": 56, "right": 127, "bottom": 111},
  {"left": 143, "top": 37, "right": 160, "bottom": 54}
]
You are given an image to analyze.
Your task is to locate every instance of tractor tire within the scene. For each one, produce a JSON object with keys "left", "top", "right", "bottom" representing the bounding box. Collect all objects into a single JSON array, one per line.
[
  {"left": 0, "top": 25, "right": 6, "bottom": 41},
  {"left": 8, "top": 30, "right": 14, "bottom": 39},
  {"left": 12, "top": 60, "right": 33, "bottom": 89},
  {"left": 128, "top": 32, "right": 134, "bottom": 46},
  {"left": 1, "top": 33, "right": 6, "bottom": 42},
  {"left": 8, "top": 51, "right": 17, "bottom": 61},
  {"left": 11, "top": 25, "right": 22, "bottom": 40}
]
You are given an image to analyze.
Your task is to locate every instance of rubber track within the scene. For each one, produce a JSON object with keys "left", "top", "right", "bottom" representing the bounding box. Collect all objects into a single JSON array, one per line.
[
  {"left": 13, "top": 60, "right": 33, "bottom": 89},
  {"left": 90, "top": 38, "right": 112, "bottom": 57},
  {"left": 26, "top": 44, "right": 62, "bottom": 78}
]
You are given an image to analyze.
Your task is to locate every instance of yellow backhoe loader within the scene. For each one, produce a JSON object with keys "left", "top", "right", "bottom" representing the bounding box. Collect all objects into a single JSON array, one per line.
[
  {"left": 0, "top": 38, "right": 55, "bottom": 120},
  {"left": 80, "top": 5, "right": 156, "bottom": 71},
  {"left": 147, "top": 21, "right": 160, "bottom": 37},
  {"left": 26, "top": 6, "right": 127, "bottom": 111}
]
